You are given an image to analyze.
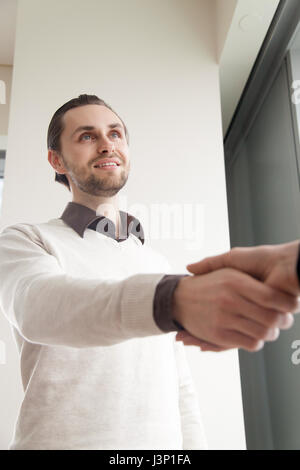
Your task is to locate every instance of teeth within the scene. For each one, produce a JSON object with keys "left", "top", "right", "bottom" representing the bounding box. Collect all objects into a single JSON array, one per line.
[{"left": 96, "top": 162, "right": 117, "bottom": 168}]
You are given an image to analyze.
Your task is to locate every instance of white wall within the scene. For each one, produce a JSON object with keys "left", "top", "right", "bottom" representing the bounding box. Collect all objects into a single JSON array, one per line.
[
  {"left": 0, "top": 0, "right": 246, "bottom": 449},
  {"left": 0, "top": 65, "right": 13, "bottom": 134},
  {"left": 0, "top": 65, "right": 12, "bottom": 213},
  {"left": 215, "top": 0, "right": 238, "bottom": 61}
]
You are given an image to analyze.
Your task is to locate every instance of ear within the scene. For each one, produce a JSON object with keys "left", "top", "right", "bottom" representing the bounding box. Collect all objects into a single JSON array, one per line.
[{"left": 48, "top": 149, "right": 67, "bottom": 174}]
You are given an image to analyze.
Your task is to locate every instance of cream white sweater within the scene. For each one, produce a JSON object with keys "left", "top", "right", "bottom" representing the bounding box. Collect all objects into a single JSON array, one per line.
[{"left": 0, "top": 218, "right": 207, "bottom": 450}]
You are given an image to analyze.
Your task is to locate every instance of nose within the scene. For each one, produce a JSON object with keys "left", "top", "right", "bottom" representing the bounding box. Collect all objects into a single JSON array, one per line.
[{"left": 97, "top": 136, "right": 115, "bottom": 154}]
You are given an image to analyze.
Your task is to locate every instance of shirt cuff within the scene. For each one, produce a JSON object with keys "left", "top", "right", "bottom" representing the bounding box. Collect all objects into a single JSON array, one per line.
[{"left": 153, "top": 274, "right": 189, "bottom": 333}]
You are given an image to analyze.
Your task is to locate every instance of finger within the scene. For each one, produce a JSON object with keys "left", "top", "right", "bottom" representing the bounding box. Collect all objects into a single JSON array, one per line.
[
  {"left": 176, "top": 331, "right": 228, "bottom": 351},
  {"left": 178, "top": 326, "right": 265, "bottom": 352},
  {"left": 194, "top": 338, "right": 231, "bottom": 352},
  {"left": 199, "top": 343, "right": 230, "bottom": 352},
  {"left": 187, "top": 246, "right": 269, "bottom": 280},
  {"left": 176, "top": 331, "right": 204, "bottom": 346},
  {"left": 230, "top": 315, "right": 280, "bottom": 342},
  {"left": 277, "top": 312, "right": 294, "bottom": 329},
  {"left": 219, "top": 329, "right": 265, "bottom": 352},
  {"left": 226, "top": 292, "right": 295, "bottom": 330},
  {"left": 186, "top": 252, "right": 229, "bottom": 275},
  {"left": 181, "top": 337, "right": 228, "bottom": 352},
  {"left": 232, "top": 271, "right": 299, "bottom": 313}
]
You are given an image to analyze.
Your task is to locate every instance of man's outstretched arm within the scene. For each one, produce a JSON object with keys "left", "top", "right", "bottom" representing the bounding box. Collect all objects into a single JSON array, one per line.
[{"left": 0, "top": 224, "right": 168, "bottom": 348}]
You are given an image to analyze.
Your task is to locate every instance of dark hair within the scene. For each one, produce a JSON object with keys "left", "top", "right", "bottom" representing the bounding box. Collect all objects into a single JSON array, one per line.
[{"left": 47, "top": 94, "right": 130, "bottom": 191}]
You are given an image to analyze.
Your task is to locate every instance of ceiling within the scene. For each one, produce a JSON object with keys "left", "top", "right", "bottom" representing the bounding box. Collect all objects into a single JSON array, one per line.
[
  {"left": 219, "top": 0, "right": 280, "bottom": 135},
  {"left": 0, "top": 0, "right": 280, "bottom": 135}
]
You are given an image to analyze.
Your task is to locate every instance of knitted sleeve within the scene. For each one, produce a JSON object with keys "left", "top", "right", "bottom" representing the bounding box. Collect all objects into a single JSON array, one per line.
[{"left": 0, "top": 224, "right": 168, "bottom": 348}]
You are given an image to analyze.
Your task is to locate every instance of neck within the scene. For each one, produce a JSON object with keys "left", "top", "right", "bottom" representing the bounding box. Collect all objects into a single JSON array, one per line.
[{"left": 72, "top": 194, "right": 121, "bottom": 238}]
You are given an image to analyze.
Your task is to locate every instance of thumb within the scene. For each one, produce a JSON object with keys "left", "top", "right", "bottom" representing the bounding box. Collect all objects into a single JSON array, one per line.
[{"left": 186, "top": 253, "right": 228, "bottom": 274}]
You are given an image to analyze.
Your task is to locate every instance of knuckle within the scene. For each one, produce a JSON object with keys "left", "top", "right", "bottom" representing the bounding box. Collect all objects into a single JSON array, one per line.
[
  {"left": 289, "top": 297, "right": 299, "bottom": 312},
  {"left": 265, "top": 312, "right": 281, "bottom": 328},
  {"left": 261, "top": 290, "right": 273, "bottom": 305},
  {"left": 214, "top": 310, "right": 232, "bottom": 333},
  {"left": 221, "top": 271, "right": 236, "bottom": 288},
  {"left": 217, "top": 292, "right": 233, "bottom": 310},
  {"left": 259, "top": 325, "right": 271, "bottom": 341}
]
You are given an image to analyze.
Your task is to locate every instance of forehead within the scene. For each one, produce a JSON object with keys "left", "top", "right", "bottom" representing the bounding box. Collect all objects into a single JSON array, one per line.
[{"left": 62, "top": 104, "right": 123, "bottom": 133}]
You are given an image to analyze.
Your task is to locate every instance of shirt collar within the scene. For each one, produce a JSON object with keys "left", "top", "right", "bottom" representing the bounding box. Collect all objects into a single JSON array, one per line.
[{"left": 59, "top": 201, "right": 145, "bottom": 245}]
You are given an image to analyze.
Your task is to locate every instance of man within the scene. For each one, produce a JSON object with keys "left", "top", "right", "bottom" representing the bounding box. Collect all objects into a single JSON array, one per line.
[
  {"left": 0, "top": 94, "right": 298, "bottom": 450},
  {"left": 0, "top": 94, "right": 206, "bottom": 450}
]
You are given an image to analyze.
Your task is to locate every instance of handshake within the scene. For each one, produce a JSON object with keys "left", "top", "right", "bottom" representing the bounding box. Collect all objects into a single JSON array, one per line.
[{"left": 174, "top": 240, "right": 300, "bottom": 353}]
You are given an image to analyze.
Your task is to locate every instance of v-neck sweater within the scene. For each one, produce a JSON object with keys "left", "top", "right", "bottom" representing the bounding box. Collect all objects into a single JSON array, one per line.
[{"left": 0, "top": 218, "right": 207, "bottom": 450}]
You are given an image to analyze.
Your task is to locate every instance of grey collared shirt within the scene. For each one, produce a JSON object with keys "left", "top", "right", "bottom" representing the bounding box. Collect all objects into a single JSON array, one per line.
[{"left": 60, "top": 202, "right": 186, "bottom": 332}]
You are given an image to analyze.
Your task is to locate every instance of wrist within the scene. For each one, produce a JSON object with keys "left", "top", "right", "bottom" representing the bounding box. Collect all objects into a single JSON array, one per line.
[
  {"left": 172, "top": 276, "right": 189, "bottom": 329},
  {"left": 281, "top": 240, "right": 300, "bottom": 294}
]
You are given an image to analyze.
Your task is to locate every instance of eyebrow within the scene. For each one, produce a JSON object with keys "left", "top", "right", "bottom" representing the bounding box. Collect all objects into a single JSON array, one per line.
[{"left": 71, "top": 123, "right": 124, "bottom": 138}]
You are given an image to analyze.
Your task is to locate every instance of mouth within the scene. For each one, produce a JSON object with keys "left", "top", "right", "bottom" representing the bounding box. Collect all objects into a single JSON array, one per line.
[
  {"left": 94, "top": 165, "right": 119, "bottom": 171},
  {"left": 93, "top": 162, "right": 120, "bottom": 169}
]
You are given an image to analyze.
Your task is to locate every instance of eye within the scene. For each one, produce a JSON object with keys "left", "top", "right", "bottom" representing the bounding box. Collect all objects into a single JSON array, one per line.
[
  {"left": 79, "top": 131, "right": 121, "bottom": 142},
  {"left": 80, "top": 133, "right": 94, "bottom": 141},
  {"left": 111, "top": 131, "right": 121, "bottom": 138}
]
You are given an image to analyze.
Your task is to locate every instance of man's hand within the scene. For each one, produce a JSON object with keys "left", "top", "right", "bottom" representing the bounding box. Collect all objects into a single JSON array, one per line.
[
  {"left": 187, "top": 241, "right": 300, "bottom": 295},
  {"left": 175, "top": 241, "right": 300, "bottom": 351},
  {"left": 173, "top": 267, "right": 298, "bottom": 353}
]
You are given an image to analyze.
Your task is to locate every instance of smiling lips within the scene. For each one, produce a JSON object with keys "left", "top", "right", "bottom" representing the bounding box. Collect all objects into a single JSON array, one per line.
[
  {"left": 94, "top": 164, "right": 119, "bottom": 170},
  {"left": 93, "top": 159, "right": 120, "bottom": 168}
]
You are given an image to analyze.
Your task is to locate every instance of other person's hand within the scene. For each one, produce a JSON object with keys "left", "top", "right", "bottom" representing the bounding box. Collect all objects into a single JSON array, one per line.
[
  {"left": 187, "top": 240, "right": 300, "bottom": 296},
  {"left": 173, "top": 254, "right": 299, "bottom": 352}
]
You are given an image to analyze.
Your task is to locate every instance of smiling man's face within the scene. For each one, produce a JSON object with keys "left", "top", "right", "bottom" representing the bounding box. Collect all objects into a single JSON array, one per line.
[{"left": 48, "top": 104, "right": 130, "bottom": 198}]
